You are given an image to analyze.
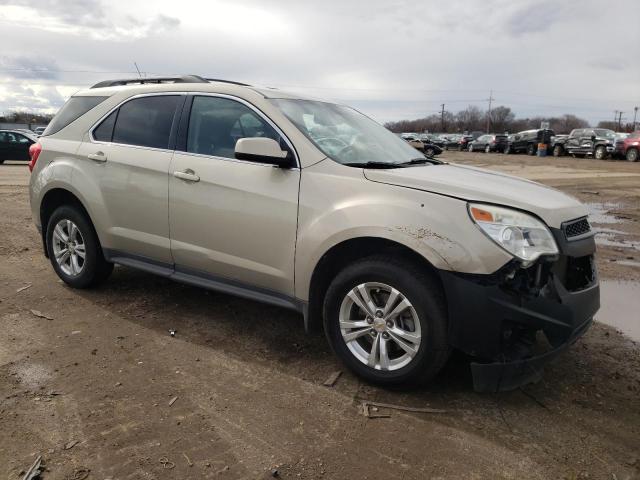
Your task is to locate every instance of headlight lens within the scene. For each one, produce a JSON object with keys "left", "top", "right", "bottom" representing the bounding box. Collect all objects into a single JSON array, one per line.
[{"left": 468, "top": 203, "right": 558, "bottom": 264}]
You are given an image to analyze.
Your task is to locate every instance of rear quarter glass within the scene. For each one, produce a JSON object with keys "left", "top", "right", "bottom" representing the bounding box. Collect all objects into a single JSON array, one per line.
[{"left": 42, "top": 96, "right": 109, "bottom": 136}]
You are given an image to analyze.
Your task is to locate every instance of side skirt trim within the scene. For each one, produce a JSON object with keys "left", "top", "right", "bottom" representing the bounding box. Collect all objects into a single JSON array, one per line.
[{"left": 103, "top": 248, "right": 306, "bottom": 316}]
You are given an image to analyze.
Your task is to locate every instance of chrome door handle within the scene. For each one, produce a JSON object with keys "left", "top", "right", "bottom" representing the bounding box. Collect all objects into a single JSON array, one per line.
[
  {"left": 173, "top": 169, "right": 200, "bottom": 182},
  {"left": 88, "top": 152, "right": 107, "bottom": 163}
]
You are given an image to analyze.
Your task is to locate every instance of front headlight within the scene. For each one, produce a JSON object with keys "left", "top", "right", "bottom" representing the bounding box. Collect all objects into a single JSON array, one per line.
[{"left": 468, "top": 203, "right": 558, "bottom": 265}]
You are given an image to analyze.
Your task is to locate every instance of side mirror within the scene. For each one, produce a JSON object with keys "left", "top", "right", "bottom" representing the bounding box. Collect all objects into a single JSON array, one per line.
[{"left": 235, "top": 137, "right": 294, "bottom": 169}]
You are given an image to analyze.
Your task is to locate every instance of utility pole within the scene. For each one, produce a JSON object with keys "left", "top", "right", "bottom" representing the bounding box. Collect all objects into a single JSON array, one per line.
[
  {"left": 486, "top": 90, "right": 493, "bottom": 133},
  {"left": 634, "top": 106, "right": 638, "bottom": 131},
  {"left": 440, "top": 104, "right": 445, "bottom": 132},
  {"left": 617, "top": 111, "right": 624, "bottom": 131},
  {"left": 134, "top": 62, "right": 142, "bottom": 78}
]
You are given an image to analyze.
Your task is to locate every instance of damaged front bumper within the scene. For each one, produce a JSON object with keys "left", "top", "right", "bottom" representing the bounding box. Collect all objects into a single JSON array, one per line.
[{"left": 440, "top": 229, "right": 599, "bottom": 392}]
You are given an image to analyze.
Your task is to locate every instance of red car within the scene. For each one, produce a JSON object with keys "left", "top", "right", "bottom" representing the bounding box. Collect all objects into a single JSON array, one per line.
[{"left": 623, "top": 131, "right": 640, "bottom": 162}]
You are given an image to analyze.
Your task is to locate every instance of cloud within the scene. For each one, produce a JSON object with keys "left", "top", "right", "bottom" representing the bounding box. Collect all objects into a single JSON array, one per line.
[
  {"left": 0, "top": 0, "right": 637, "bottom": 124},
  {"left": 0, "top": 0, "right": 180, "bottom": 41},
  {"left": 0, "top": 55, "right": 60, "bottom": 80}
]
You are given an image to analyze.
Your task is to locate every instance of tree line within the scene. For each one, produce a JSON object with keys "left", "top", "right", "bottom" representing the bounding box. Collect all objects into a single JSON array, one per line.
[
  {"left": 0, "top": 111, "right": 54, "bottom": 124},
  {"left": 384, "top": 105, "right": 636, "bottom": 134}
]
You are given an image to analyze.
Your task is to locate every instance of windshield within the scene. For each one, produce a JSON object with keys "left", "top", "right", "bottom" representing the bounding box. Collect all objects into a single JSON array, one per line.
[
  {"left": 271, "top": 99, "right": 422, "bottom": 165},
  {"left": 594, "top": 129, "right": 615, "bottom": 139}
]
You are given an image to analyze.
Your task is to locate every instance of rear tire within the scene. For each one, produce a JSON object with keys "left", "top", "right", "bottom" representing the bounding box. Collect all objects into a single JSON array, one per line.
[
  {"left": 627, "top": 148, "right": 639, "bottom": 162},
  {"left": 504, "top": 145, "right": 511, "bottom": 155},
  {"left": 526, "top": 143, "right": 536, "bottom": 156},
  {"left": 323, "top": 256, "right": 449, "bottom": 386},
  {"left": 484, "top": 145, "right": 491, "bottom": 153},
  {"left": 425, "top": 147, "right": 435, "bottom": 157},
  {"left": 468, "top": 144, "right": 474, "bottom": 152},
  {"left": 46, "top": 205, "right": 113, "bottom": 288}
]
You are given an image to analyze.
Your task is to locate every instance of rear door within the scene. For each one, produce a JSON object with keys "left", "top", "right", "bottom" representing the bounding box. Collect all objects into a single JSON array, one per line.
[
  {"left": 168, "top": 94, "right": 300, "bottom": 295},
  {"left": 83, "top": 94, "right": 183, "bottom": 264}
]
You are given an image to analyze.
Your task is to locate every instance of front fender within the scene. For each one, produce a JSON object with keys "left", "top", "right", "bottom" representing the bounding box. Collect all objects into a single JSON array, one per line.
[{"left": 294, "top": 161, "right": 512, "bottom": 301}]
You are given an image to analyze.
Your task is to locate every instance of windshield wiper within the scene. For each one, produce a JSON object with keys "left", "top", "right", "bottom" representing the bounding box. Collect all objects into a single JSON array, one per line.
[
  {"left": 342, "top": 161, "right": 408, "bottom": 169},
  {"left": 400, "top": 157, "right": 444, "bottom": 166}
]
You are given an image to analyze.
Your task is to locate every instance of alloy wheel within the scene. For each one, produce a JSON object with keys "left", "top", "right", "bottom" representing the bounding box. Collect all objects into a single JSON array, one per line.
[
  {"left": 339, "top": 282, "right": 421, "bottom": 371},
  {"left": 52, "top": 219, "right": 86, "bottom": 276}
]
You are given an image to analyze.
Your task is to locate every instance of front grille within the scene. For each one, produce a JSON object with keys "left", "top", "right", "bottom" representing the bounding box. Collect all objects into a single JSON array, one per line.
[{"left": 564, "top": 217, "right": 591, "bottom": 240}]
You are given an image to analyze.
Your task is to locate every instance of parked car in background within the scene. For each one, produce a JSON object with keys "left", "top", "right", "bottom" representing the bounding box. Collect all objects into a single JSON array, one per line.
[
  {"left": 552, "top": 128, "right": 616, "bottom": 159},
  {"left": 612, "top": 133, "right": 630, "bottom": 159},
  {"left": 468, "top": 134, "right": 508, "bottom": 153},
  {"left": 0, "top": 129, "right": 38, "bottom": 164},
  {"left": 621, "top": 131, "right": 639, "bottom": 162},
  {"left": 505, "top": 129, "right": 555, "bottom": 155},
  {"left": 418, "top": 133, "right": 445, "bottom": 148},
  {"left": 33, "top": 126, "right": 47, "bottom": 136},
  {"left": 457, "top": 134, "right": 474, "bottom": 151},
  {"left": 441, "top": 134, "right": 463, "bottom": 150},
  {"left": 404, "top": 135, "right": 443, "bottom": 156}
]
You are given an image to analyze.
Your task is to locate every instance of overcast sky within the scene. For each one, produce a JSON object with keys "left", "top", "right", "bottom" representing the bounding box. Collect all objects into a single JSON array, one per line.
[{"left": 0, "top": 0, "right": 638, "bottom": 125}]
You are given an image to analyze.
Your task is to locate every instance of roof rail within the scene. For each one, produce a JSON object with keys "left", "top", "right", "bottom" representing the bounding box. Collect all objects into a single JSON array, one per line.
[
  {"left": 90, "top": 75, "right": 251, "bottom": 89},
  {"left": 205, "top": 78, "right": 251, "bottom": 87}
]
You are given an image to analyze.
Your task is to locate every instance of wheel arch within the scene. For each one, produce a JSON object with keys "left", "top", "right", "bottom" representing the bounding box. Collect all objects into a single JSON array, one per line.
[
  {"left": 304, "top": 236, "right": 444, "bottom": 333},
  {"left": 39, "top": 188, "right": 98, "bottom": 258}
]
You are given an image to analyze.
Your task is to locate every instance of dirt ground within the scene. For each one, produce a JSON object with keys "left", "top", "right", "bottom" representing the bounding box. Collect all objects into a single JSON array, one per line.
[{"left": 1, "top": 152, "right": 639, "bottom": 480}]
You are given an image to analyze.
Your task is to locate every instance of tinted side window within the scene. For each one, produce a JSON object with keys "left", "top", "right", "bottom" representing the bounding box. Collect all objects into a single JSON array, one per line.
[
  {"left": 112, "top": 96, "right": 179, "bottom": 149},
  {"left": 187, "top": 96, "right": 282, "bottom": 159},
  {"left": 43, "top": 96, "right": 108, "bottom": 136},
  {"left": 93, "top": 110, "right": 117, "bottom": 142}
]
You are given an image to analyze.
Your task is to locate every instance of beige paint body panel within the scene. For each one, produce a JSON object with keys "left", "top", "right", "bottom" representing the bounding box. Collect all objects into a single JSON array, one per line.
[
  {"left": 89, "top": 143, "right": 173, "bottom": 263},
  {"left": 169, "top": 152, "right": 300, "bottom": 294}
]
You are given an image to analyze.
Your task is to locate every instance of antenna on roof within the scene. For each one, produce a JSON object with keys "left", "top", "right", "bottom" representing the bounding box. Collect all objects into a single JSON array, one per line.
[{"left": 134, "top": 62, "right": 142, "bottom": 78}]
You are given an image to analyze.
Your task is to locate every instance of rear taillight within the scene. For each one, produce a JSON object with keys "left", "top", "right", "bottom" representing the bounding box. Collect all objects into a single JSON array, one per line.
[{"left": 28, "top": 143, "right": 42, "bottom": 172}]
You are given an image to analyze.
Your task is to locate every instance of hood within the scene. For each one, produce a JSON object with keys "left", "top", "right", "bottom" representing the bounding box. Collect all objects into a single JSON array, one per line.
[{"left": 364, "top": 163, "right": 586, "bottom": 228}]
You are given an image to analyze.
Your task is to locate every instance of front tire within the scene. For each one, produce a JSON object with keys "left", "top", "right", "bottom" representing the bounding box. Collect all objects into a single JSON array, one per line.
[
  {"left": 627, "top": 148, "right": 639, "bottom": 162},
  {"left": 526, "top": 143, "right": 536, "bottom": 156},
  {"left": 468, "top": 144, "right": 474, "bottom": 152},
  {"left": 46, "top": 205, "right": 113, "bottom": 288},
  {"left": 323, "top": 256, "right": 449, "bottom": 386},
  {"left": 484, "top": 145, "right": 491, "bottom": 153},
  {"left": 594, "top": 145, "right": 607, "bottom": 160}
]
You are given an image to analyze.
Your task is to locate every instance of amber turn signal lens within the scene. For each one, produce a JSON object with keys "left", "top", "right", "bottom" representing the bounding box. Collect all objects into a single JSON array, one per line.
[{"left": 470, "top": 207, "right": 494, "bottom": 222}]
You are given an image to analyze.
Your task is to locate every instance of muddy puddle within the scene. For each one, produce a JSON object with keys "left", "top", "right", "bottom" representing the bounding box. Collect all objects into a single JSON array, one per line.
[
  {"left": 586, "top": 202, "right": 623, "bottom": 224},
  {"left": 587, "top": 202, "right": 640, "bottom": 253},
  {"left": 597, "top": 280, "right": 640, "bottom": 342}
]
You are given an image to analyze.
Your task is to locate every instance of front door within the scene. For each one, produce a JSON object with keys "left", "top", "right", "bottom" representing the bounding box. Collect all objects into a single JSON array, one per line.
[{"left": 168, "top": 95, "right": 300, "bottom": 295}]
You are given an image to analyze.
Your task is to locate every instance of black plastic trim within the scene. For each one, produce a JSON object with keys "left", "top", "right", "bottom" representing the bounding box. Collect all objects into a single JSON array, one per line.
[{"left": 102, "top": 249, "right": 305, "bottom": 315}]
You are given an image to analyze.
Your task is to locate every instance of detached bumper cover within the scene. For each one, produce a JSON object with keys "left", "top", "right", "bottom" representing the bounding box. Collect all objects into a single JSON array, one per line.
[{"left": 440, "top": 232, "right": 599, "bottom": 392}]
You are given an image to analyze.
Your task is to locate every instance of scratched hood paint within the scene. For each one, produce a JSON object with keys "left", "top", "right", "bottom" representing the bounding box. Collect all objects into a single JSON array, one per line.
[{"left": 363, "top": 163, "right": 587, "bottom": 228}]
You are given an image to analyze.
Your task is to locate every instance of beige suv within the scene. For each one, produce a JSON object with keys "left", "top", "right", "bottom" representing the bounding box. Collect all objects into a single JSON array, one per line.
[{"left": 29, "top": 76, "right": 599, "bottom": 392}]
